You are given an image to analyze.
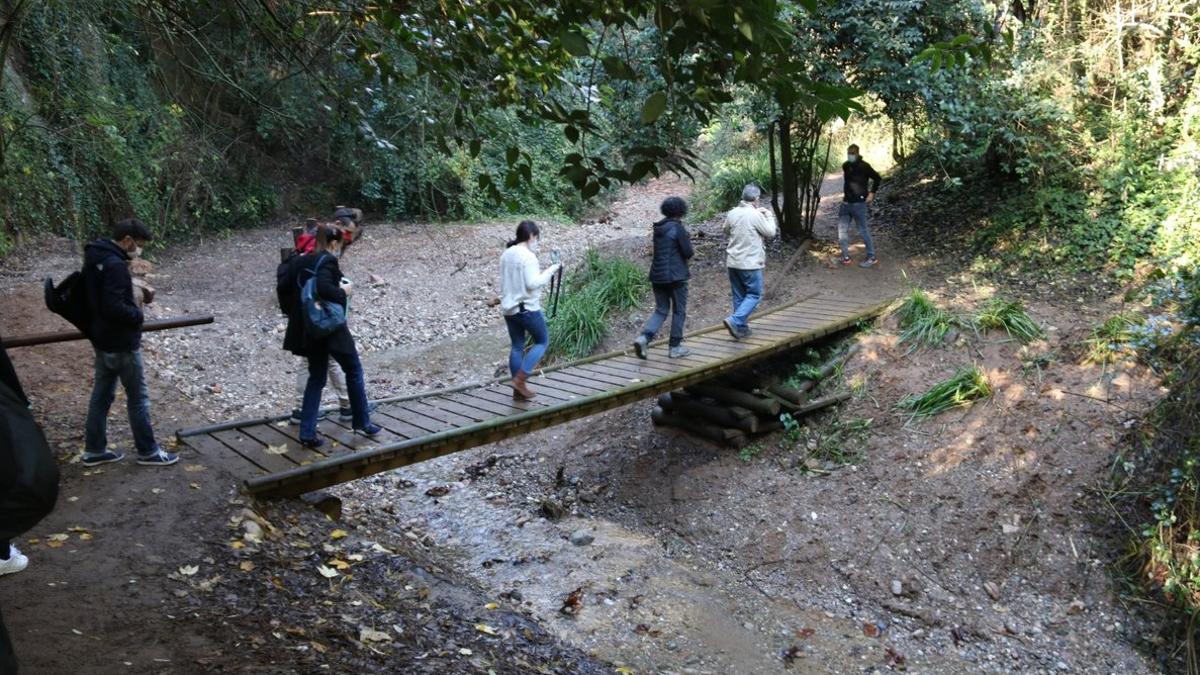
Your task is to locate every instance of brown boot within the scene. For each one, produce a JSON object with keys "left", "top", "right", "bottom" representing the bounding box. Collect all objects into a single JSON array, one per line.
[{"left": 511, "top": 370, "right": 536, "bottom": 399}]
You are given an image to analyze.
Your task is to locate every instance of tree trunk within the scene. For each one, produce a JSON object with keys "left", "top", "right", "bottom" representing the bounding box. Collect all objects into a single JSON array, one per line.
[{"left": 777, "top": 115, "right": 802, "bottom": 241}]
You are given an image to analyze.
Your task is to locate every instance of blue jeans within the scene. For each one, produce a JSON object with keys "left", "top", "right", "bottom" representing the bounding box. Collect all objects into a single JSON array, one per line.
[
  {"left": 505, "top": 310, "right": 549, "bottom": 376},
  {"left": 85, "top": 349, "right": 160, "bottom": 457},
  {"left": 838, "top": 201, "right": 876, "bottom": 259},
  {"left": 301, "top": 343, "right": 371, "bottom": 438},
  {"left": 727, "top": 269, "right": 764, "bottom": 331},
  {"left": 642, "top": 282, "right": 688, "bottom": 347}
]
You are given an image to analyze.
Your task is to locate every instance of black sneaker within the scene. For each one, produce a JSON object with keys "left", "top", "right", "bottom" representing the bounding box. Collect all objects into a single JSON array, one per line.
[
  {"left": 354, "top": 423, "right": 383, "bottom": 438},
  {"left": 80, "top": 450, "right": 125, "bottom": 467},
  {"left": 337, "top": 406, "right": 353, "bottom": 423},
  {"left": 738, "top": 327, "right": 753, "bottom": 339},
  {"left": 300, "top": 436, "right": 326, "bottom": 449},
  {"left": 136, "top": 450, "right": 179, "bottom": 466}
]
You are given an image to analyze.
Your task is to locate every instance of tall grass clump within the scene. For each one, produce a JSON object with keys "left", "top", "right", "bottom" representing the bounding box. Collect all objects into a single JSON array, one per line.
[
  {"left": 546, "top": 250, "right": 648, "bottom": 360},
  {"left": 694, "top": 150, "right": 773, "bottom": 219},
  {"left": 975, "top": 297, "right": 1045, "bottom": 344},
  {"left": 894, "top": 289, "right": 962, "bottom": 348},
  {"left": 1084, "top": 312, "right": 1145, "bottom": 364},
  {"left": 896, "top": 366, "right": 992, "bottom": 418}
]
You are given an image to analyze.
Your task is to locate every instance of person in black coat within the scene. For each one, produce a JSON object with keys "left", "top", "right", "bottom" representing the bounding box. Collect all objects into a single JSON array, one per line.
[
  {"left": 277, "top": 225, "right": 382, "bottom": 447},
  {"left": 632, "top": 197, "right": 694, "bottom": 360},
  {"left": 80, "top": 218, "right": 177, "bottom": 467}
]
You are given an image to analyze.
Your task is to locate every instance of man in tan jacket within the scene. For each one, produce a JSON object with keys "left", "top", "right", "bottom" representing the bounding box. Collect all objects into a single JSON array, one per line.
[{"left": 722, "top": 185, "right": 777, "bottom": 339}]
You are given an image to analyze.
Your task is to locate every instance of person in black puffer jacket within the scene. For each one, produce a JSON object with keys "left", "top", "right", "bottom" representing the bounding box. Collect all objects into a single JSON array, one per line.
[
  {"left": 632, "top": 197, "right": 694, "bottom": 360},
  {"left": 80, "top": 218, "right": 177, "bottom": 468},
  {"left": 277, "top": 224, "right": 383, "bottom": 448}
]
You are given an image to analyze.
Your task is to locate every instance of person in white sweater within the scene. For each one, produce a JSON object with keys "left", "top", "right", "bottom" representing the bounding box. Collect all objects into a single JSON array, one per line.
[
  {"left": 723, "top": 185, "right": 778, "bottom": 340},
  {"left": 499, "top": 221, "right": 562, "bottom": 399}
]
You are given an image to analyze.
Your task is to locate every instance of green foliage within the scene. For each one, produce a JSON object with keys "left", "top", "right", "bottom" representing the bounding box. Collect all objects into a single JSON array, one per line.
[
  {"left": 894, "top": 288, "right": 963, "bottom": 348},
  {"left": 975, "top": 298, "right": 1044, "bottom": 344},
  {"left": 546, "top": 251, "right": 648, "bottom": 360},
  {"left": 897, "top": 366, "right": 992, "bottom": 418},
  {"left": 1084, "top": 313, "right": 1146, "bottom": 365},
  {"left": 738, "top": 444, "right": 765, "bottom": 463}
]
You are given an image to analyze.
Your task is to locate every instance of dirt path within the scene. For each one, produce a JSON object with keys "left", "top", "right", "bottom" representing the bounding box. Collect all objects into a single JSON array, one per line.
[{"left": 0, "top": 175, "right": 1164, "bottom": 673}]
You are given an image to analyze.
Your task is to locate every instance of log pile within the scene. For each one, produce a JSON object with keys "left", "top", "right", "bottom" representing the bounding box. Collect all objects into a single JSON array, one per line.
[{"left": 650, "top": 344, "right": 861, "bottom": 448}]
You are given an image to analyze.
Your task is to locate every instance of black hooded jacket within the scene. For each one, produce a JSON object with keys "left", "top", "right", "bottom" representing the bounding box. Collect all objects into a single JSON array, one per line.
[
  {"left": 648, "top": 218, "right": 694, "bottom": 285},
  {"left": 277, "top": 252, "right": 354, "bottom": 356},
  {"left": 83, "top": 239, "right": 144, "bottom": 353}
]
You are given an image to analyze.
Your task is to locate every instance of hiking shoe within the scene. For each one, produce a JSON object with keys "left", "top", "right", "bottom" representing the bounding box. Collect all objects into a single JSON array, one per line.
[
  {"left": 354, "top": 423, "right": 383, "bottom": 438},
  {"left": 0, "top": 546, "right": 28, "bottom": 576},
  {"left": 337, "top": 406, "right": 353, "bottom": 423},
  {"left": 300, "top": 436, "right": 325, "bottom": 449},
  {"left": 838, "top": 256, "right": 853, "bottom": 266},
  {"left": 668, "top": 345, "right": 691, "bottom": 359},
  {"left": 633, "top": 335, "right": 649, "bottom": 359},
  {"left": 288, "top": 409, "right": 302, "bottom": 425},
  {"left": 723, "top": 318, "right": 741, "bottom": 340},
  {"left": 858, "top": 257, "right": 879, "bottom": 268},
  {"left": 80, "top": 450, "right": 125, "bottom": 467},
  {"left": 738, "top": 327, "right": 754, "bottom": 339},
  {"left": 137, "top": 450, "right": 178, "bottom": 466}
]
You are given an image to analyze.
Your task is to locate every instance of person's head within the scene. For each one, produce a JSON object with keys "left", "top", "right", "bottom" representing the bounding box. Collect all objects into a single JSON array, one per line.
[
  {"left": 660, "top": 196, "right": 688, "bottom": 220},
  {"left": 847, "top": 144, "right": 860, "bottom": 163},
  {"left": 741, "top": 185, "right": 762, "bottom": 204},
  {"left": 507, "top": 220, "right": 541, "bottom": 250},
  {"left": 304, "top": 218, "right": 320, "bottom": 234},
  {"left": 112, "top": 218, "right": 153, "bottom": 257},
  {"left": 314, "top": 223, "right": 346, "bottom": 257}
]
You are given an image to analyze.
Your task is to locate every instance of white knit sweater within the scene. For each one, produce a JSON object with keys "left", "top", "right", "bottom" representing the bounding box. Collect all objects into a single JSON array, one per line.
[{"left": 499, "top": 244, "right": 559, "bottom": 316}]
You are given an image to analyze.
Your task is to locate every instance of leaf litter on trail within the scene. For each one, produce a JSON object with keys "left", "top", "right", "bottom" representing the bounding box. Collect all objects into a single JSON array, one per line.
[
  {"left": 317, "top": 565, "right": 339, "bottom": 579},
  {"left": 330, "top": 529, "right": 348, "bottom": 540},
  {"left": 264, "top": 444, "right": 289, "bottom": 455},
  {"left": 560, "top": 587, "right": 584, "bottom": 616},
  {"left": 178, "top": 565, "right": 200, "bottom": 576},
  {"left": 474, "top": 623, "right": 498, "bottom": 636},
  {"left": 359, "top": 627, "right": 391, "bottom": 643}
]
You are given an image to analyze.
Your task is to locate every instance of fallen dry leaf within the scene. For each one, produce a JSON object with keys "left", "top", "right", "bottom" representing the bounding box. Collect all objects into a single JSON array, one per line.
[
  {"left": 184, "top": 464, "right": 207, "bottom": 472},
  {"left": 179, "top": 565, "right": 200, "bottom": 576},
  {"left": 229, "top": 541, "right": 245, "bottom": 550},
  {"left": 330, "top": 529, "right": 348, "bottom": 540},
  {"left": 328, "top": 559, "right": 351, "bottom": 571},
  {"left": 484, "top": 602, "right": 499, "bottom": 610},
  {"left": 474, "top": 623, "right": 498, "bottom": 636},
  {"left": 317, "top": 565, "right": 339, "bottom": 579},
  {"left": 239, "top": 561, "right": 256, "bottom": 572},
  {"left": 458, "top": 648, "right": 473, "bottom": 656},
  {"left": 359, "top": 627, "right": 391, "bottom": 643},
  {"left": 189, "top": 482, "right": 201, "bottom": 490},
  {"left": 425, "top": 485, "right": 452, "bottom": 497},
  {"left": 560, "top": 587, "right": 584, "bottom": 617},
  {"left": 78, "top": 533, "right": 93, "bottom": 541},
  {"left": 264, "top": 444, "right": 289, "bottom": 455}
]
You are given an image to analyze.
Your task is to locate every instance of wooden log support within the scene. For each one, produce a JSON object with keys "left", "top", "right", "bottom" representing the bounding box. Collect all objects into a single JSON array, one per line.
[
  {"left": 2, "top": 315, "right": 215, "bottom": 349},
  {"left": 651, "top": 406, "right": 746, "bottom": 447},
  {"left": 658, "top": 392, "right": 759, "bottom": 433},
  {"left": 685, "top": 383, "right": 781, "bottom": 417}
]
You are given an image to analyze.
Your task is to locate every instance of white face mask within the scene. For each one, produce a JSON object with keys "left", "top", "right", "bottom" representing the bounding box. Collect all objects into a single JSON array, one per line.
[
  {"left": 847, "top": 153, "right": 859, "bottom": 163},
  {"left": 529, "top": 239, "right": 540, "bottom": 253}
]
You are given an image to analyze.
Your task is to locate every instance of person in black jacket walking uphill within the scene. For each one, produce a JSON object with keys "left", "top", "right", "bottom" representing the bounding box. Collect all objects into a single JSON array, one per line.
[
  {"left": 837, "top": 144, "right": 882, "bottom": 268},
  {"left": 633, "top": 197, "right": 694, "bottom": 360},
  {"left": 80, "top": 219, "right": 177, "bottom": 467},
  {"left": 278, "top": 225, "right": 382, "bottom": 447}
]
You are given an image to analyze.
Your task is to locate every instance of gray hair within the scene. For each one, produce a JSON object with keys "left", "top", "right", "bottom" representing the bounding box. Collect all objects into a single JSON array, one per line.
[{"left": 741, "top": 184, "right": 761, "bottom": 202}]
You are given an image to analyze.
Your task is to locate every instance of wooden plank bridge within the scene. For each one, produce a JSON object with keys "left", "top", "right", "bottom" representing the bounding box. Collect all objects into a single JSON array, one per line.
[{"left": 176, "top": 292, "right": 893, "bottom": 499}]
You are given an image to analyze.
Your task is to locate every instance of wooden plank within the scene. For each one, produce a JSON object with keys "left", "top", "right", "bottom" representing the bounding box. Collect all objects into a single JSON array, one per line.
[
  {"left": 530, "top": 373, "right": 606, "bottom": 397},
  {"left": 489, "top": 382, "right": 572, "bottom": 405},
  {"left": 756, "top": 314, "right": 825, "bottom": 331},
  {"left": 445, "top": 391, "right": 538, "bottom": 417},
  {"left": 511, "top": 379, "right": 585, "bottom": 402},
  {"left": 429, "top": 396, "right": 500, "bottom": 423},
  {"left": 775, "top": 307, "right": 856, "bottom": 324},
  {"left": 237, "top": 423, "right": 331, "bottom": 466},
  {"left": 560, "top": 365, "right": 638, "bottom": 388},
  {"left": 183, "top": 433, "right": 270, "bottom": 474},
  {"left": 212, "top": 429, "right": 297, "bottom": 474},
  {"left": 399, "top": 400, "right": 479, "bottom": 428},
  {"left": 690, "top": 336, "right": 755, "bottom": 354},
  {"left": 376, "top": 406, "right": 452, "bottom": 434},
  {"left": 599, "top": 356, "right": 684, "bottom": 377}
]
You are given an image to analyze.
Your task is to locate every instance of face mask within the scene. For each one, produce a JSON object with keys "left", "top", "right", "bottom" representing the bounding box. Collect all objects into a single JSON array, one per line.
[
  {"left": 529, "top": 240, "right": 540, "bottom": 253},
  {"left": 131, "top": 245, "right": 143, "bottom": 258},
  {"left": 847, "top": 154, "right": 858, "bottom": 163},
  {"left": 332, "top": 247, "right": 343, "bottom": 258}
]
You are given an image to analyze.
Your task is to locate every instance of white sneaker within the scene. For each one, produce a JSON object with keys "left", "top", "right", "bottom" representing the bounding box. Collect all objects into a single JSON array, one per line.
[{"left": 0, "top": 546, "right": 29, "bottom": 576}]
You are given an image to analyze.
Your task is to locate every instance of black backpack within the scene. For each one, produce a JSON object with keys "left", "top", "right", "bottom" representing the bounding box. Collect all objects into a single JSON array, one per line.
[{"left": 43, "top": 271, "right": 91, "bottom": 334}]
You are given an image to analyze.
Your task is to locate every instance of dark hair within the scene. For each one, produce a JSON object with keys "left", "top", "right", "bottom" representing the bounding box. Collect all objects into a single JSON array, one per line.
[
  {"left": 304, "top": 218, "right": 320, "bottom": 233},
  {"left": 507, "top": 220, "right": 540, "bottom": 248},
  {"left": 314, "top": 223, "right": 344, "bottom": 251},
  {"left": 113, "top": 218, "right": 153, "bottom": 243},
  {"left": 660, "top": 196, "right": 688, "bottom": 219},
  {"left": 848, "top": 144, "right": 860, "bottom": 153}
]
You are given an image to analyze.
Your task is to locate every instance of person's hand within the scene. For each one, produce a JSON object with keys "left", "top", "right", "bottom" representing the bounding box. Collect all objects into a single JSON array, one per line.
[
  {"left": 866, "top": 192, "right": 875, "bottom": 204},
  {"left": 340, "top": 278, "right": 354, "bottom": 297}
]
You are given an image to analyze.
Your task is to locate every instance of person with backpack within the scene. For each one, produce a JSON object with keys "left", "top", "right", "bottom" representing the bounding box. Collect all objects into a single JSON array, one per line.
[
  {"left": 632, "top": 197, "right": 694, "bottom": 360},
  {"left": 278, "top": 224, "right": 382, "bottom": 447},
  {"left": 80, "top": 218, "right": 177, "bottom": 467},
  {"left": 499, "top": 221, "right": 561, "bottom": 399}
]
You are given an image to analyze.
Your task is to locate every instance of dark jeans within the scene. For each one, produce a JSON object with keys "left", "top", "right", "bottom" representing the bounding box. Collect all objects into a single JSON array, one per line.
[
  {"left": 837, "top": 201, "right": 876, "bottom": 259},
  {"left": 641, "top": 282, "right": 688, "bottom": 347},
  {"left": 1, "top": 602, "right": 15, "bottom": 675},
  {"left": 0, "top": 540, "right": 8, "bottom": 559},
  {"left": 84, "top": 349, "right": 160, "bottom": 457},
  {"left": 301, "top": 342, "right": 371, "bottom": 438},
  {"left": 504, "top": 310, "right": 549, "bottom": 376},
  {"left": 727, "top": 268, "right": 764, "bottom": 331}
]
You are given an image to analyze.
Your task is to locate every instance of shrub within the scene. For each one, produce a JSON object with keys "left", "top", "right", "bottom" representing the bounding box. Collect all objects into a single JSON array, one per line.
[
  {"left": 545, "top": 251, "right": 648, "bottom": 360},
  {"left": 1084, "top": 313, "right": 1145, "bottom": 365}
]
